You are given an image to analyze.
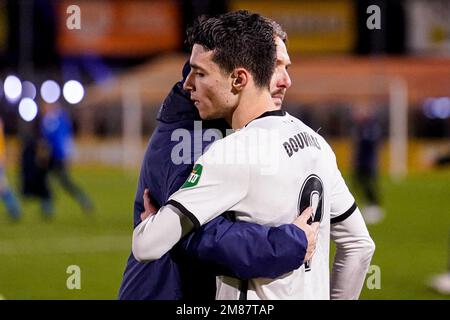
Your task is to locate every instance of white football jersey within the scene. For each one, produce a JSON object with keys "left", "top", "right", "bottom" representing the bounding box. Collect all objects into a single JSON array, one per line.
[{"left": 168, "top": 110, "right": 356, "bottom": 300}]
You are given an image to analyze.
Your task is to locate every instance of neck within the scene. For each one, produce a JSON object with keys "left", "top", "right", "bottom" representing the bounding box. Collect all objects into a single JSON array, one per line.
[{"left": 229, "top": 88, "right": 277, "bottom": 129}]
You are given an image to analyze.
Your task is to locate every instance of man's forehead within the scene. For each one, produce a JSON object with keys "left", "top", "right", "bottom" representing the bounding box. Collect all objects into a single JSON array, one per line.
[
  {"left": 275, "top": 38, "right": 291, "bottom": 64},
  {"left": 190, "top": 44, "right": 214, "bottom": 69},
  {"left": 191, "top": 43, "right": 209, "bottom": 56}
]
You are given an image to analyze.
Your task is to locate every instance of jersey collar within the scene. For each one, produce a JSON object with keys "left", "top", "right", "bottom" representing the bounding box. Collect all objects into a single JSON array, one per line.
[{"left": 244, "top": 109, "right": 286, "bottom": 127}]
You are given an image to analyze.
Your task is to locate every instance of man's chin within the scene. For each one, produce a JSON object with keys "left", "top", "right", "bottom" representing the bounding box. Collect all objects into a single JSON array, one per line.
[
  {"left": 199, "top": 110, "right": 225, "bottom": 121},
  {"left": 272, "top": 98, "right": 283, "bottom": 108},
  {"left": 198, "top": 111, "right": 213, "bottom": 120}
]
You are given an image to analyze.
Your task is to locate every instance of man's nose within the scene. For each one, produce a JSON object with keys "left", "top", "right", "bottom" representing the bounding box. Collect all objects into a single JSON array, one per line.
[
  {"left": 281, "top": 70, "right": 292, "bottom": 89},
  {"left": 183, "top": 72, "right": 194, "bottom": 92}
]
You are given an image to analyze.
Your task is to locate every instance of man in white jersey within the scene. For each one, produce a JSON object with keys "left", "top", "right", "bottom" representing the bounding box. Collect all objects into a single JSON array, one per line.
[{"left": 133, "top": 10, "right": 375, "bottom": 300}]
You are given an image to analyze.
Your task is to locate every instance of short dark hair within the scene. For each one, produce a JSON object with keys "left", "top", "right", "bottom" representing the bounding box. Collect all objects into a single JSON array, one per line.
[
  {"left": 186, "top": 10, "right": 277, "bottom": 88},
  {"left": 266, "top": 18, "right": 287, "bottom": 43}
]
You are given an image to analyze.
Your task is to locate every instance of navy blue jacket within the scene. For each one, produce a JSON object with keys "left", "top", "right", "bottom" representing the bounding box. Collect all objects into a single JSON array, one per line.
[{"left": 118, "top": 65, "right": 308, "bottom": 300}]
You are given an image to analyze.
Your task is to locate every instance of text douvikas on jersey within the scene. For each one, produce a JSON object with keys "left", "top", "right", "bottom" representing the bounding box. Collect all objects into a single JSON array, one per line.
[{"left": 168, "top": 110, "right": 356, "bottom": 300}]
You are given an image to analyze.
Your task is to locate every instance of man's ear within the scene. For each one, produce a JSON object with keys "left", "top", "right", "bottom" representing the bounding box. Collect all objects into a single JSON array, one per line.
[{"left": 231, "top": 68, "right": 248, "bottom": 91}]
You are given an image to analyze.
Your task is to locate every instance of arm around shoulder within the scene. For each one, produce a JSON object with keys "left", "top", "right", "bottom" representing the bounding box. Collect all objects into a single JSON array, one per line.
[{"left": 180, "top": 217, "right": 308, "bottom": 279}]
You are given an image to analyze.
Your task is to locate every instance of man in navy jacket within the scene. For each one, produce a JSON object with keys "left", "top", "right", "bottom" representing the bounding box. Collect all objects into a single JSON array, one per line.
[{"left": 118, "top": 61, "right": 312, "bottom": 300}]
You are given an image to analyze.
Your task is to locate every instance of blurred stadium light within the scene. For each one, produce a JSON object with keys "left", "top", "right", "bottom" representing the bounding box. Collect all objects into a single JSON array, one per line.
[
  {"left": 423, "top": 97, "right": 450, "bottom": 120},
  {"left": 18, "top": 97, "right": 38, "bottom": 122},
  {"left": 4, "top": 75, "right": 22, "bottom": 102},
  {"left": 40, "top": 80, "right": 61, "bottom": 104},
  {"left": 21, "top": 80, "right": 37, "bottom": 99},
  {"left": 63, "top": 80, "right": 84, "bottom": 104}
]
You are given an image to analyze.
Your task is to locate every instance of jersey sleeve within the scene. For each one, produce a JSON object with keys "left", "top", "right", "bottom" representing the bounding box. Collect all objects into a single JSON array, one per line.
[
  {"left": 328, "top": 148, "right": 357, "bottom": 224},
  {"left": 330, "top": 207, "right": 375, "bottom": 299},
  {"left": 167, "top": 137, "right": 250, "bottom": 228}
]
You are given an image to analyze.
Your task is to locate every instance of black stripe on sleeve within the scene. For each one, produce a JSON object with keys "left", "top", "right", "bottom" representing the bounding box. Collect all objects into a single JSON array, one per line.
[
  {"left": 239, "top": 280, "right": 248, "bottom": 300},
  {"left": 166, "top": 199, "right": 200, "bottom": 230},
  {"left": 330, "top": 202, "right": 357, "bottom": 224}
]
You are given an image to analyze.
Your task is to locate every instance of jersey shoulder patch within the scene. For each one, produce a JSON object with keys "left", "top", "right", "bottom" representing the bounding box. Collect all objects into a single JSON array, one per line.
[{"left": 181, "top": 163, "right": 203, "bottom": 189}]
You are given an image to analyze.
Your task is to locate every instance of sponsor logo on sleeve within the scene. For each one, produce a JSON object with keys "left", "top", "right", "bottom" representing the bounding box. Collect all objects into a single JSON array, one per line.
[{"left": 182, "top": 164, "right": 203, "bottom": 189}]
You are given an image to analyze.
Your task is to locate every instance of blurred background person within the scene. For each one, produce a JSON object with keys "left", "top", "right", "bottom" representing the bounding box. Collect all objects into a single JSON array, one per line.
[
  {"left": 20, "top": 115, "right": 53, "bottom": 217},
  {"left": 0, "top": 117, "right": 21, "bottom": 221},
  {"left": 40, "top": 101, "right": 93, "bottom": 214},
  {"left": 351, "top": 105, "right": 384, "bottom": 225}
]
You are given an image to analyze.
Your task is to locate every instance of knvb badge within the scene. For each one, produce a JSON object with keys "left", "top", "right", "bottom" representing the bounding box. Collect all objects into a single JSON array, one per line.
[{"left": 182, "top": 164, "right": 203, "bottom": 189}]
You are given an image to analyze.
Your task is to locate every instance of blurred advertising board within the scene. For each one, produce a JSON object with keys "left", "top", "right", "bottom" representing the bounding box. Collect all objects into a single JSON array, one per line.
[
  {"left": 231, "top": 0, "right": 356, "bottom": 54},
  {"left": 406, "top": 0, "right": 450, "bottom": 55},
  {"left": 57, "top": 0, "right": 181, "bottom": 56}
]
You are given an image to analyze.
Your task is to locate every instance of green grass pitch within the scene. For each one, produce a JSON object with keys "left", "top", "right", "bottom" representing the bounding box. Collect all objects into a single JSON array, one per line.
[{"left": 0, "top": 166, "right": 449, "bottom": 299}]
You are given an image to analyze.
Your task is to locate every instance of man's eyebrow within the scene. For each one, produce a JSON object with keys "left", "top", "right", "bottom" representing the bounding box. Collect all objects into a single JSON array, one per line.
[
  {"left": 190, "top": 63, "right": 207, "bottom": 72},
  {"left": 277, "top": 58, "right": 292, "bottom": 66}
]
